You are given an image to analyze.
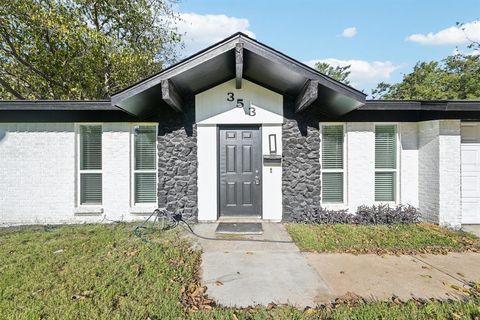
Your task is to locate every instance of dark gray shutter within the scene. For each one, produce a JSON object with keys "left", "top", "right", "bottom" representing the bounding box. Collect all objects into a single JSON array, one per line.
[
  {"left": 134, "top": 126, "right": 157, "bottom": 203},
  {"left": 79, "top": 125, "right": 102, "bottom": 204},
  {"left": 322, "top": 125, "right": 344, "bottom": 203}
]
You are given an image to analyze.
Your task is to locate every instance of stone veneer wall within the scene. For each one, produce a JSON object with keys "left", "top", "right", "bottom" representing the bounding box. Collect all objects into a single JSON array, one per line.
[
  {"left": 157, "top": 99, "right": 198, "bottom": 222},
  {"left": 282, "top": 99, "right": 321, "bottom": 221}
]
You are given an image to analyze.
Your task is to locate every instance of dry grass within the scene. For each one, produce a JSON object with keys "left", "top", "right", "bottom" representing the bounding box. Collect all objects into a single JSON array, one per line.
[
  {"left": 286, "top": 223, "right": 480, "bottom": 254},
  {"left": 1, "top": 223, "right": 480, "bottom": 319}
]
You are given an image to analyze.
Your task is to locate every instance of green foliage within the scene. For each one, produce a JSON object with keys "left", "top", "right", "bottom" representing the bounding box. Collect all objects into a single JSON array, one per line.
[
  {"left": 286, "top": 223, "right": 480, "bottom": 254},
  {"left": 372, "top": 54, "right": 480, "bottom": 99},
  {"left": 315, "top": 62, "right": 351, "bottom": 85},
  {"left": 0, "top": 0, "right": 181, "bottom": 100}
]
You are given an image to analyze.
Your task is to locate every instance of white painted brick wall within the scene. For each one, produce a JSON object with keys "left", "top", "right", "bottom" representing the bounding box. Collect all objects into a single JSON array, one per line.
[
  {"left": 102, "top": 123, "right": 132, "bottom": 219},
  {"left": 400, "top": 122, "right": 419, "bottom": 207},
  {"left": 346, "top": 122, "right": 375, "bottom": 211},
  {"left": 419, "top": 121, "right": 440, "bottom": 223},
  {"left": 0, "top": 123, "right": 76, "bottom": 225},
  {"left": 438, "top": 120, "right": 461, "bottom": 227},
  {"left": 418, "top": 120, "right": 461, "bottom": 228},
  {"left": 0, "top": 123, "right": 155, "bottom": 226}
]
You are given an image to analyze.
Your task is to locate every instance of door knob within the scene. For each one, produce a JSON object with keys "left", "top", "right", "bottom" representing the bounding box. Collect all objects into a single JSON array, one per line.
[{"left": 254, "top": 176, "right": 260, "bottom": 185}]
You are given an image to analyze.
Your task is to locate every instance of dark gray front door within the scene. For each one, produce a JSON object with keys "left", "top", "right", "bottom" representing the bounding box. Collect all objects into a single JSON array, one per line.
[{"left": 219, "top": 126, "right": 262, "bottom": 217}]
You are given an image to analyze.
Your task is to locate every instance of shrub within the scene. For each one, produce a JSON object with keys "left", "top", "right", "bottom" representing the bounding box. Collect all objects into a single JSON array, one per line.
[
  {"left": 292, "top": 204, "right": 420, "bottom": 225},
  {"left": 355, "top": 204, "right": 419, "bottom": 224}
]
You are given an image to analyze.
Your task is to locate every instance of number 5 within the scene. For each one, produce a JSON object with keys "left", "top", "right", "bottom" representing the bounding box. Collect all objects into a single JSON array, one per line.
[{"left": 236, "top": 99, "right": 244, "bottom": 108}]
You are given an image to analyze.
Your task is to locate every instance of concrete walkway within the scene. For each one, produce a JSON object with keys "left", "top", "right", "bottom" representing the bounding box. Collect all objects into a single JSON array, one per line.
[
  {"left": 462, "top": 224, "right": 480, "bottom": 237},
  {"left": 190, "top": 223, "right": 480, "bottom": 307},
  {"left": 306, "top": 252, "right": 480, "bottom": 301},
  {"left": 190, "top": 223, "right": 333, "bottom": 308}
]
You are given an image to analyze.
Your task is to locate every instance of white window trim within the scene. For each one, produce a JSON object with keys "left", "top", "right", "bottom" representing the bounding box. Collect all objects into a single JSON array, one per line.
[
  {"left": 320, "top": 122, "right": 348, "bottom": 207},
  {"left": 130, "top": 123, "right": 158, "bottom": 210},
  {"left": 374, "top": 123, "right": 401, "bottom": 204},
  {"left": 75, "top": 123, "right": 103, "bottom": 211}
]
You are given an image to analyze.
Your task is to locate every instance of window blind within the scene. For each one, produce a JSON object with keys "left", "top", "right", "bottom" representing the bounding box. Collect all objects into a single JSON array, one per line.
[
  {"left": 321, "top": 125, "right": 344, "bottom": 203},
  {"left": 79, "top": 125, "right": 102, "bottom": 204},
  {"left": 375, "top": 172, "right": 395, "bottom": 202},
  {"left": 134, "top": 126, "right": 156, "bottom": 170},
  {"left": 322, "top": 172, "right": 344, "bottom": 203},
  {"left": 375, "top": 125, "right": 396, "bottom": 169},
  {"left": 80, "top": 173, "right": 102, "bottom": 204},
  {"left": 322, "top": 125, "right": 344, "bottom": 169},
  {"left": 375, "top": 125, "right": 396, "bottom": 202},
  {"left": 80, "top": 125, "right": 102, "bottom": 170},
  {"left": 134, "top": 173, "right": 157, "bottom": 203},
  {"left": 134, "top": 126, "right": 157, "bottom": 203}
]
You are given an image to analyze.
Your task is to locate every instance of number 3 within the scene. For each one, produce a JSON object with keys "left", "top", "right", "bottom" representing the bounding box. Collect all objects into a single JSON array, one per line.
[
  {"left": 248, "top": 107, "right": 256, "bottom": 116},
  {"left": 227, "top": 92, "right": 234, "bottom": 101}
]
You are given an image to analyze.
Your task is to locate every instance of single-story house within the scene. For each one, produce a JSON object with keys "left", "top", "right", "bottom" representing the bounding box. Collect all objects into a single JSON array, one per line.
[{"left": 1, "top": 33, "right": 480, "bottom": 228}]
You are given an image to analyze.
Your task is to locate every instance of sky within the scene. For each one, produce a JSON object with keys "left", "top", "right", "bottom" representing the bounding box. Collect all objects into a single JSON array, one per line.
[{"left": 174, "top": 0, "right": 480, "bottom": 95}]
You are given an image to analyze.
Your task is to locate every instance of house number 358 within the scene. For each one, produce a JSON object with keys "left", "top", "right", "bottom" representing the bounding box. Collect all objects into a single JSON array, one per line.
[{"left": 226, "top": 92, "right": 256, "bottom": 116}]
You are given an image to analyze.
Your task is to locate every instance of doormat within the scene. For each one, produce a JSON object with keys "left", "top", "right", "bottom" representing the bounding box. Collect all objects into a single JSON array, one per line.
[{"left": 215, "top": 222, "right": 263, "bottom": 235}]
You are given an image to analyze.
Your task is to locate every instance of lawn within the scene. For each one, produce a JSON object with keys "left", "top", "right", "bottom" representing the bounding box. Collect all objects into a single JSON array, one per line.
[
  {"left": 1, "top": 223, "right": 479, "bottom": 319},
  {"left": 0, "top": 223, "right": 200, "bottom": 319},
  {"left": 286, "top": 223, "right": 480, "bottom": 254}
]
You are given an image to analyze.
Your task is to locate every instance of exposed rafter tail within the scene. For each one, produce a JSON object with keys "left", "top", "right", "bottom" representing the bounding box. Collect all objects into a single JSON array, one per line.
[
  {"left": 295, "top": 80, "right": 318, "bottom": 112},
  {"left": 235, "top": 42, "right": 244, "bottom": 89},
  {"left": 161, "top": 79, "right": 183, "bottom": 112}
]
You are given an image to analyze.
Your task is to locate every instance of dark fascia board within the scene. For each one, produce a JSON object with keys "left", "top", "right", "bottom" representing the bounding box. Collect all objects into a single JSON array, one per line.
[
  {"left": 0, "top": 100, "right": 116, "bottom": 111},
  {"left": 334, "top": 110, "right": 480, "bottom": 122},
  {"left": 361, "top": 100, "right": 480, "bottom": 111},
  {"left": 0, "top": 110, "right": 138, "bottom": 122},
  {"left": 239, "top": 36, "right": 366, "bottom": 103},
  {"left": 111, "top": 35, "right": 240, "bottom": 105},
  {"left": 111, "top": 32, "right": 366, "bottom": 107}
]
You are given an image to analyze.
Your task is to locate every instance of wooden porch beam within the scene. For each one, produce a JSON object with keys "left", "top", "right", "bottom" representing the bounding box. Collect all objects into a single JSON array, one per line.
[
  {"left": 161, "top": 79, "right": 183, "bottom": 112},
  {"left": 235, "top": 42, "right": 244, "bottom": 89},
  {"left": 295, "top": 80, "right": 318, "bottom": 112}
]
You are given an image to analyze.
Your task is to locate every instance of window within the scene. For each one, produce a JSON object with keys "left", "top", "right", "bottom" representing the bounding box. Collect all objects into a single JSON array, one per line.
[
  {"left": 133, "top": 125, "right": 157, "bottom": 204},
  {"left": 375, "top": 125, "right": 397, "bottom": 202},
  {"left": 321, "top": 125, "right": 344, "bottom": 203},
  {"left": 79, "top": 125, "right": 102, "bottom": 205}
]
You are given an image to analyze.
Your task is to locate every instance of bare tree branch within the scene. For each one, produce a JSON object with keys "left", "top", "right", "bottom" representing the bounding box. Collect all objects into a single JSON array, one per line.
[
  {"left": 0, "top": 27, "right": 65, "bottom": 90},
  {"left": 0, "top": 75, "right": 25, "bottom": 99}
]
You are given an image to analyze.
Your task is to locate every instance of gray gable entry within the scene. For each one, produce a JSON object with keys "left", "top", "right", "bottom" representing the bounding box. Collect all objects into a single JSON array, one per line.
[{"left": 111, "top": 32, "right": 366, "bottom": 119}]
